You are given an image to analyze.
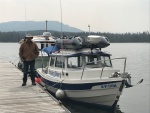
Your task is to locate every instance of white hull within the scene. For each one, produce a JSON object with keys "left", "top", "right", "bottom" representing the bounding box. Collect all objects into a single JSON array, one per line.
[
  {"left": 69, "top": 95, "right": 117, "bottom": 106},
  {"left": 44, "top": 83, "right": 122, "bottom": 107},
  {"left": 39, "top": 73, "right": 124, "bottom": 107}
]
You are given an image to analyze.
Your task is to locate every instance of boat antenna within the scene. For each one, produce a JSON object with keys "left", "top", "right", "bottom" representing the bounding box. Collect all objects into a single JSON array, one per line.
[
  {"left": 60, "top": 0, "right": 63, "bottom": 37},
  {"left": 24, "top": 3, "right": 27, "bottom": 35},
  {"left": 88, "top": 24, "right": 90, "bottom": 35},
  {"left": 45, "top": 20, "right": 48, "bottom": 32},
  {"left": 60, "top": 0, "right": 64, "bottom": 77}
]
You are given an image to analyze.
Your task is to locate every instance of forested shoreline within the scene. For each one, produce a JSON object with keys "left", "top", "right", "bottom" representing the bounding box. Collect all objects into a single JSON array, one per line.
[{"left": 0, "top": 30, "right": 149, "bottom": 43}]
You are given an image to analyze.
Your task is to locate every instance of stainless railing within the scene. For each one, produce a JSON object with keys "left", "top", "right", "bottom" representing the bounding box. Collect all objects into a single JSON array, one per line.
[{"left": 81, "top": 57, "right": 127, "bottom": 79}]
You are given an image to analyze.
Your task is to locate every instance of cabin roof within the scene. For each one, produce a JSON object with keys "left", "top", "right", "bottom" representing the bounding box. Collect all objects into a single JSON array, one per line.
[
  {"left": 42, "top": 46, "right": 111, "bottom": 57},
  {"left": 32, "top": 36, "right": 56, "bottom": 43}
]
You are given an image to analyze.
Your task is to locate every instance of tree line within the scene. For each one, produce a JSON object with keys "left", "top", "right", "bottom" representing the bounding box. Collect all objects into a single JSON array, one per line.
[{"left": 0, "top": 30, "right": 149, "bottom": 43}]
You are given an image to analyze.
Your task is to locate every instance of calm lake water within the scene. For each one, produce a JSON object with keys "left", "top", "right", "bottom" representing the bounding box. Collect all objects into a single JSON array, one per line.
[{"left": 0, "top": 43, "right": 149, "bottom": 113}]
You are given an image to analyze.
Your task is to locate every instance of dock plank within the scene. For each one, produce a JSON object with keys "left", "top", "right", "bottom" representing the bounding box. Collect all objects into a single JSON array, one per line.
[{"left": 0, "top": 62, "right": 68, "bottom": 113}]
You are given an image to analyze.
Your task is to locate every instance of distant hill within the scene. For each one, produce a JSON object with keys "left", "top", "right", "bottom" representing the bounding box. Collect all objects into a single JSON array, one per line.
[{"left": 0, "top": 21, "right": 84, "bottom": 32}]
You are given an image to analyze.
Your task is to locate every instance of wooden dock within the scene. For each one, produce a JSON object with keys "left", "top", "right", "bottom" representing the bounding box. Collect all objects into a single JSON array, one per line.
[{"left": 0, "top": 61, "right": 69, "bottom": 113}]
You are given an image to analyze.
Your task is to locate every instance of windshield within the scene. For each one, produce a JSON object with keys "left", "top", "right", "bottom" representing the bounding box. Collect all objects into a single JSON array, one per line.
[
  {"left": 55, "top": 57, "right": 65, "bottom": 68},
  {"left": 50, "top": 56, "right": 65, "bottom": 68},
  {"left": 67, "top": 56, "right": 82, "bottom": 68},
  {"left": 100, "top": 56, "right": 112, "bottom": 67},
  {"left": 85, "top": 55, "right": 112, "bottom": 68}
]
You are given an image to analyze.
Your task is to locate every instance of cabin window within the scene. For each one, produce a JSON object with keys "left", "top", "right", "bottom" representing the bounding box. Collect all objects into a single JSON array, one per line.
[
  {"left": 100, "top": 56, "right": 112, "bottom": 67},
  {"left": 67, "top": 56, "right": 82, "bottom": 68},
  {"left": 41, "top": 44, "right": 45, "bottom": 49},
  {"left": 39, "top": 42, "right": 46, "bottom": 50},
  {"left": 50, "top": 57, "right": 55, "bottom": 67},
  {"left": 55, "top": 57, "right": 65, "bottom": 68},
  {"left": 85, "top": 55, "right": 98, "bottom": 65}
]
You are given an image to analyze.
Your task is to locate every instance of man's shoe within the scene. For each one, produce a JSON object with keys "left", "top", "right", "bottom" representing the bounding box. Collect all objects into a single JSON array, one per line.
[
  {"left": 32, "top": 82, "right": 36, "bottom": 86},
  {"left": 22, "top": 83, "right": 26, "bottom": 86}
]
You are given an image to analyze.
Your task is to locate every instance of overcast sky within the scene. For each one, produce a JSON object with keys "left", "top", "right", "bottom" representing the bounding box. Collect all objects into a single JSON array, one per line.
[{"left": 0, "top": 0, "right": 149, "bottom": 33}]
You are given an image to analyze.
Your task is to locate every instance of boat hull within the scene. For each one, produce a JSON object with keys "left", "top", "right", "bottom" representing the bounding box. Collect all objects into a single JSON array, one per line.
[{"left": 37, "top": 71, "right": 125, "bottom": 108}]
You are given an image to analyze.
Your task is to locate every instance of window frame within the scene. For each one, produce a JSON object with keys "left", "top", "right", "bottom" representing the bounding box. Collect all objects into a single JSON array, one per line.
[
  {"left": 67, "top": 56, "right": 82, "bottom": 68},
  {"left": 55, "top": 56, "right": 65, "bottom": 68}
]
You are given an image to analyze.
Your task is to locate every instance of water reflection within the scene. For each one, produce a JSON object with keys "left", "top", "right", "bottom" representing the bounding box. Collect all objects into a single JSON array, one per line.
[{"left": 61, "top": 98, "right": 123, "bottom": 113}]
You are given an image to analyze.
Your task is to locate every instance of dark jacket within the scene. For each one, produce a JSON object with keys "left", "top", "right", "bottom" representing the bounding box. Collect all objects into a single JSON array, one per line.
[{"left": 19, "top": 41, "right": 39, "bottom": 61}]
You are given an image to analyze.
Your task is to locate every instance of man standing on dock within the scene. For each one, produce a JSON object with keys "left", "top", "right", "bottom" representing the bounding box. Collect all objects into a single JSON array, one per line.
[{"left": 19, "top": 34, "right": 39, "bottom": 86}]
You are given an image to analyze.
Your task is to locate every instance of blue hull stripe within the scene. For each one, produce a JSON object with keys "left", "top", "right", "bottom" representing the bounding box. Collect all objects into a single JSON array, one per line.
[{"left": 39, "top": 75, "right": 122, "bottom": 90}]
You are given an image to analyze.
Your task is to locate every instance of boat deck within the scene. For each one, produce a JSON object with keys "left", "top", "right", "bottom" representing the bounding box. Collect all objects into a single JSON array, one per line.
[{"left": 0, "top": 61, "right": 69, "bottom": 113}]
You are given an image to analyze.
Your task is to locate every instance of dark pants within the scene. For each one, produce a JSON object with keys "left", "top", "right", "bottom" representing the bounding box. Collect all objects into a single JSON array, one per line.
[{"left": 23, "top": 60, "right": 35, "bottom": 83}]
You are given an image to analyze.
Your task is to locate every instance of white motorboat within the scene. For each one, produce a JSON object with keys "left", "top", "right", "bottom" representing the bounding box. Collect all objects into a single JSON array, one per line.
[
  {"left": 36, "top": 35, "right": 142, "bottom": 108},
  {"left": 18, "top": 32, "right": 56, "bottom": 71}
]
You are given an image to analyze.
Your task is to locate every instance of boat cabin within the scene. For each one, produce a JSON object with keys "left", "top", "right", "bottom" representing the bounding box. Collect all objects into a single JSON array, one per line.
[
  {"left": 43, "top": 49, "right": 115, "bottom": 80},
  {"left": 41, "top": 36, "right": 119, "bottom": 79},
  {"left": 49, "top": 50, "right": 112, "bottom": 69},
  {"left": 32, "top": 35, "right": 56, "bottom": 50}
]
